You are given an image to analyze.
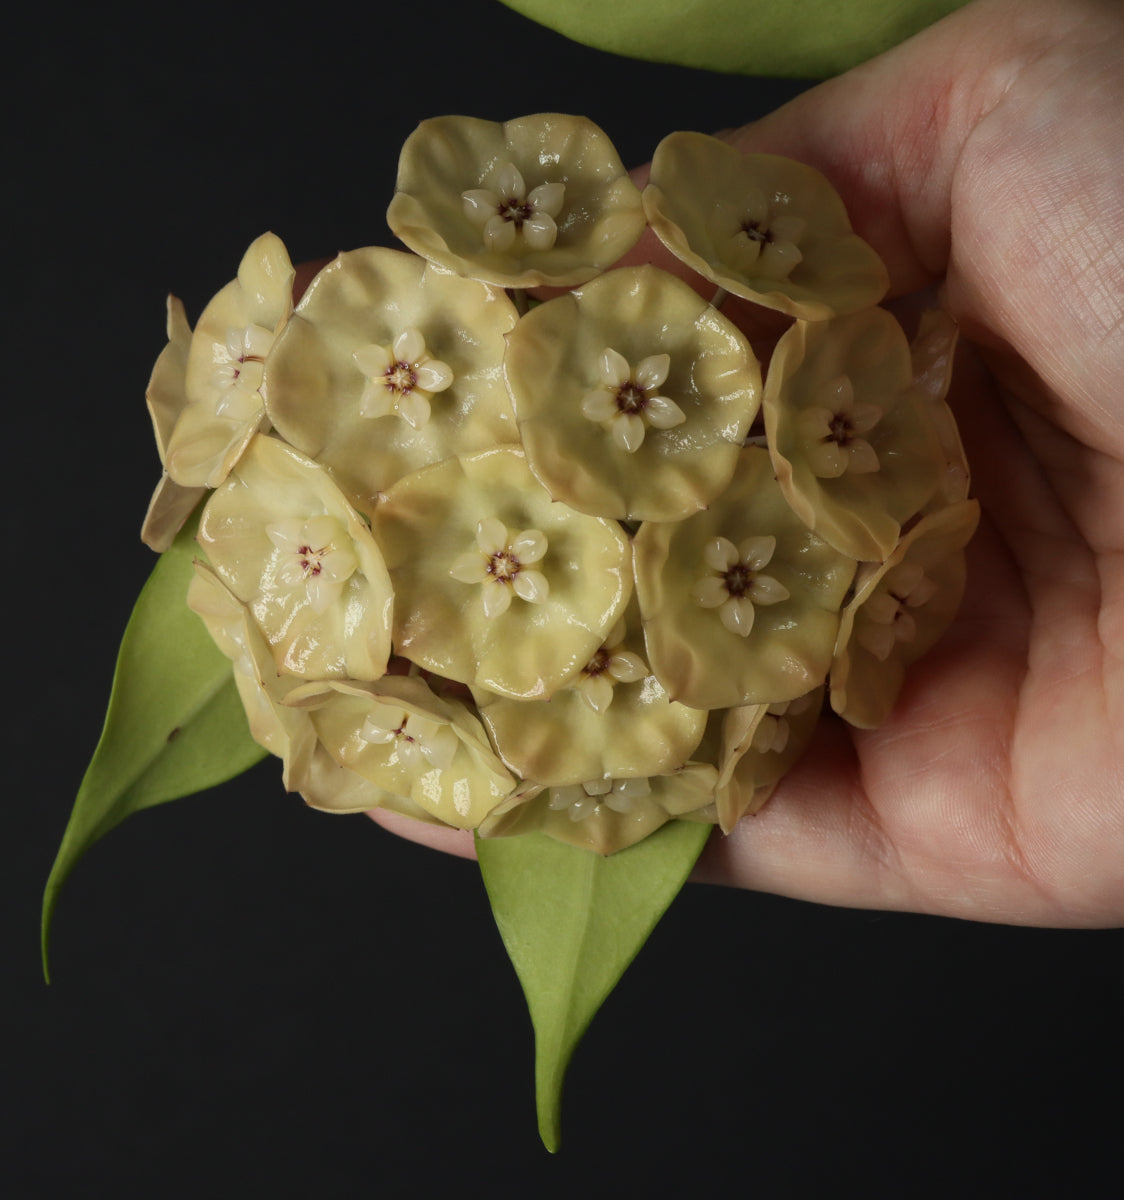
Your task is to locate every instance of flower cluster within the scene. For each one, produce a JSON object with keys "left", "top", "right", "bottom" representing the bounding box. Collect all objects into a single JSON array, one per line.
[{"left": 143, "top": 114, "right": 977, "bottom": 855}]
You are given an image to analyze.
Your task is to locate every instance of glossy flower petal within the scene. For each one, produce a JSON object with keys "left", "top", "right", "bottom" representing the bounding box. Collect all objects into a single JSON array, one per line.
[
  {"left": 830, "top": 499, "right": 980, "bottom": 728},
  {"left": 388, "top": 113, "right": 646, "bottom": 289},
  {"left": 473, "top": 605, "right": 706, "bottom": 785},
  {"left": 284, "top": 674, "right": 514, "bottom": 829},
  {"left": 372, "top": 446, "right": 631, "bottom": 701},
  {"left": 634, "top": 446, "right": 857, "bottom": 710},
  {"left": 141, "top": 294, "right": 206, "bottom": 550},
  {"left": 479, "top": 763, "right": 718, "bottom": 854},
  {"left": 164, "top": 232, "right": 294, "bottom": 489},
  {"left": 644, "top": 133, "right": 888, "bottom": 319},
  {"left": 505, "top": 265, "right": 762, "bottom": 522},
  {"left": 264, "top": 247, "right": 519, "bottom": 511}
]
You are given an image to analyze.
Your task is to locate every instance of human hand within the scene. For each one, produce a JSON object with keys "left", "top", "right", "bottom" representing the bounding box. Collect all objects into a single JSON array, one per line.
[{"left": 371, "top": 0, "right": 1124, "bottom": 927}]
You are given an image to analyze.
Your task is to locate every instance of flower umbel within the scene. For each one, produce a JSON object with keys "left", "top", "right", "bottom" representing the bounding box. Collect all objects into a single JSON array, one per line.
[
  {"left": 462, "top": 162, "right": 565, "bottom": 253},
  {"left": 581, "top": 347, "right": 685, "bottom": 453},
  {"left": 352, "top": 327, "right": 454, "bottom": 429},
  {"left": 692, "top": 535, "right": 791, "bottom": 637},
  {"left": 449, "top": 517, "right": 549, "bottom": 618}
]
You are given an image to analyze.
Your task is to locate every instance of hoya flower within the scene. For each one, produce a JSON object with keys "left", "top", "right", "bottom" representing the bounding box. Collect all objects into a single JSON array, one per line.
[
  {"left": 580, "top": 348, "right": 685, "bottom": 453},
  {"left": 387, "top": 113, "right": 646, "bottom": 289},
  {"left": 765, "top": 308, "right": 942, "bottom": 562},
  {"left": 372, "top": 446, "right": 631, "bottom": 701},
  {"left": 831, "top": 499, "right": 980, "bottom": 728},
  {"left": 283, "top": 674, "right": 514, "bottom": 828},
  {"left": 448, "top": 518, "right": 550, "bottom": 619},
  {"left": 164, "top": 232, "right": 294, "bottom": 489},
  {"left": 473, "top": 607, "right": 706, "bottom": 786},
  {"left": 691, "top": 535, "right": 791, "bottom": 638},
  {"left": 352, "top": 326, "right": 454, "bottom": 429},
  {"left": 713, "top": 689, "right": 823, "bottom": 832},
  {"left": 264, "top": 247, "right": 519, "bottom": 511},
  {"left": 643, "top": 133, "right": 888, "bottom": 319},
  {"left": 634, "top": 446, "right": 856, "bottom": 710},
  {"left": 141, "top": 295, "right": 206, "bottom": 550},
  {"left": 480, "top": 763, "right": 718, "bottom": 854},
  {"left": 197, "top": 435, "right": 394, "bottom": 681},
  {"left": 505, "top": 265, "right": 761, "bottom": 522}
]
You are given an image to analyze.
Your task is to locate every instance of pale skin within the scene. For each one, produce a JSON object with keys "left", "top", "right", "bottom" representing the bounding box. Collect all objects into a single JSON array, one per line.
[{"left": 369, "top": 0, "right": 1124, "bottom": 928}]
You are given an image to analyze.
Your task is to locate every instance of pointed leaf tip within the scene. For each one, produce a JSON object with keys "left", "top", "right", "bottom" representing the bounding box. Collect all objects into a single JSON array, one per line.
[
  {"left": 41, "top": 518, "right": 265, "bottom": 980},
  {"left": 476, "top": 819, "right": 711, "bottom": 1150}
]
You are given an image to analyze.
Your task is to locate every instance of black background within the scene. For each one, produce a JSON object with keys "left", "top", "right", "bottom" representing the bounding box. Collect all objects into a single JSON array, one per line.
[{"left": 8, "top": 2, "right": 1122, "bottom": 1196}]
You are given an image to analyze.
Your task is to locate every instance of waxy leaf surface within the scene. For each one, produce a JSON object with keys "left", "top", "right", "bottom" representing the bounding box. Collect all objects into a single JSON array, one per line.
[
  {"left": 42, "top": 518, "right": 265, "bottom": 977},
  {"left": 499, "top": 0, "right": 969, "bottom": 78},
  {"left": 476, "top": 819, "right": 711, "bottom": 1150}
]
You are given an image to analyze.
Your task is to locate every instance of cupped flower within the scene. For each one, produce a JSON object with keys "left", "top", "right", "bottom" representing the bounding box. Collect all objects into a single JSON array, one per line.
[
  {"left": 197, "top": 434, "right": 394, "bottom": 681},
  {"left": 830, "top": 498, "right": 980, "bottom": 728},
  {"left": 505, "top": 265, "right": 762, "bottom": 522},
  {"left": 765, "top": 308, "right": 942, "bottom": 562},
  {"left": 141, "top": 295, "right": 206, "bottom": 550},
  {"left": 371, "top": 446, "right": 631, "bottom": 700},
  {"left": 713, "top": 688, "right": 823, "bottom": 832},
  {"left": 478, "top": 763, "right": 718, "bottom": 855},
  {"left": 634, "top": 446, "right": 857, "bottom": 710},
  {"left": 164, "top": 232, "right": 294, "bottom": 488},
  {"left": 643, "top": 133, "right": 888, "bottom": 319},
  {"left": 387, "top": 113, "right": 646, "bottom": 289},
  {"left": 283, "top": 674, "right": 514, "bottom": 828},
  {"left": 264, "top": 247, "right": 519, "bottom": 512},
  {"left": 472, "top": 607, "right": 707, "bottom": 786}
]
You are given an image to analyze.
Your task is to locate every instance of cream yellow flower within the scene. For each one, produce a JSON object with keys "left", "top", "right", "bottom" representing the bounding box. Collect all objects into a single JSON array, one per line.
[
  {"left": 765, "top": 308, "right": 942, "bottom": 562},
  {"left": 644, "top": 133, "right": 888, "bottom": 319},
  {"left": 448, "top": 517, "right": 550, "bottom": 620},
  {"left": 504, "top": 265, "right": 761, "bottom": 522},
  {"left": 387, "top": 113, "right": 645, "bottom": 289},
  {"left": 830, "top": 499, "right": 980, "bottom": 728},
  {"left": 197, "top": 435, "right": 393, "bottom": 681},
  {"left": 141, "top": 295, "right": 206, "bottom": 551},
  {"left": 372, "top": 446, "right": 631, "bottom": 700},
  {"left": 479, "top": 764, "right": 717, "bottom": 855},
  {"left": 264, "top": 247, "right": 518, "bottom": 511},
  {"left": 164, "top": 232, "right": 294, "bottom": 489}
]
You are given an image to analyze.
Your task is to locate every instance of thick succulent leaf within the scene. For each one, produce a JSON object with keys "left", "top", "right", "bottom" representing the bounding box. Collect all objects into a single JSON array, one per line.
[
  {"left": 476, "top": 819, "right": 711, "bottom": 1151},
  {"left": 42, "top": 519, "right": 265, "bottom": 978},
  {"left": 499, "top": 0, "right": 969, "bottom": 79}
]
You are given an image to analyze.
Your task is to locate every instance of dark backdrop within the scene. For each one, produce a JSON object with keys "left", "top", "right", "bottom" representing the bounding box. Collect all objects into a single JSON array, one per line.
[{"left": 8, "top": 2, "right": 1122, "bottom": 1196}]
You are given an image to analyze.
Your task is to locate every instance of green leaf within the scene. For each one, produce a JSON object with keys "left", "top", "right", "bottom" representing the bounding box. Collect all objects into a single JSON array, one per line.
[
  {"left": 476, "top": 819, "right": 711, "bottom": 1151},
  {"left": 498, "top": 0, "right": 970, "bottom": 78},
  {"left": 42, "top": 517, "right": 265, "bottom": 979}
]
